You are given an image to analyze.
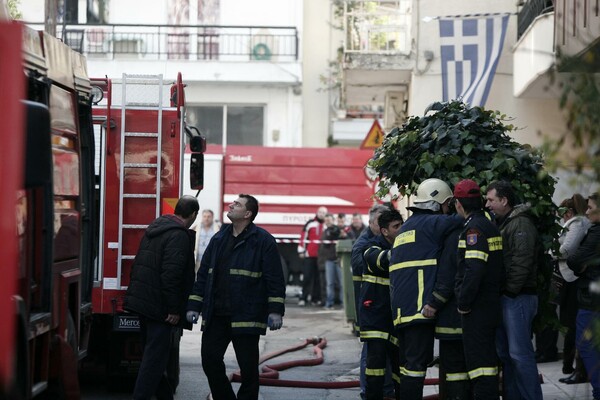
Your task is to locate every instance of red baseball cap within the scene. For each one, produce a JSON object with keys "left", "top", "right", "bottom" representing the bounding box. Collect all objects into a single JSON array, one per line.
[{"left": 453, "top": 179, "right": 481, "bottom": 198}]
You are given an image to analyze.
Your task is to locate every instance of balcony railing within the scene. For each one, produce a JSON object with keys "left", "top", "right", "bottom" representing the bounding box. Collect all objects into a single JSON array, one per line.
[
  {"left": 517, "top": 0, "right": 554, "bottom": 39},
  {"left": 27, "top": 23, "right": 299, "bottom": 62}
]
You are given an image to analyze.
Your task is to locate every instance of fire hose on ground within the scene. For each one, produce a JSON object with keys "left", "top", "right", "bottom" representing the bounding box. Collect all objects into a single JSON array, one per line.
[{"left": 229, "top": 337, "right": 440, "bottom": 399}]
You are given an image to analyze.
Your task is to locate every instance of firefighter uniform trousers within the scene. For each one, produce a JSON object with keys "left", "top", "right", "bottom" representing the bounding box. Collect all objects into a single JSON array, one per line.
[
  {"left": 361, "top": 236, "right": 401, "bottom": 400},
  {"left": 389, "top": 212, "right": 463, "bottom": 400},
  {"left": 432, "top": 226, "right": 470, "bottom": 400},
  {"left": 456, "top": 211, "right": 504, "bottom": 400}
]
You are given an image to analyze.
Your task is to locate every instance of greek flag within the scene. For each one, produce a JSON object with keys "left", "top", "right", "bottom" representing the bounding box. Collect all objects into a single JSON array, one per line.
[{"left": 439, "top": 15, "right": 509, "bottom": 107}]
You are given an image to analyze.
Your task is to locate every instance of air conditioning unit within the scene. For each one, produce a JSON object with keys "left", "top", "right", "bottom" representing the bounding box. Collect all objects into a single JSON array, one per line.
[
  {"left": 251, "top": 29, "right": 277, "bottom": 61},
  {"left": 383, "top": 91, "right": 406, "bottom": 131}
]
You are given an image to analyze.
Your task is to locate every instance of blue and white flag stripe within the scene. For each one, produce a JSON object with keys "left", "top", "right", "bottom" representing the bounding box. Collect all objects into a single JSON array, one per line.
[{"left": 439, "top": 15, "right": 509, "bottom": 107}]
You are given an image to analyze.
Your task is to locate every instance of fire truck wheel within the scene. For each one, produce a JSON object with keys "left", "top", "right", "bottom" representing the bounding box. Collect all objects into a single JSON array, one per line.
[{"left": 166, "top": 328, "right": 182, "bottom": 392}]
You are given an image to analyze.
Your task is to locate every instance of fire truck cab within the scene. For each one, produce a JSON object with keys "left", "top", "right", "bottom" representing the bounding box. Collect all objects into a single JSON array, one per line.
[{"left": 1, "top": 19, "right": 203, "bottom": 398}]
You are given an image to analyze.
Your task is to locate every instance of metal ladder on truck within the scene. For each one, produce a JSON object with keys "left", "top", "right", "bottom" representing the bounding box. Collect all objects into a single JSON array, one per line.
[{"left": 116, "top": 73, "right": 164, "bottom": 289}]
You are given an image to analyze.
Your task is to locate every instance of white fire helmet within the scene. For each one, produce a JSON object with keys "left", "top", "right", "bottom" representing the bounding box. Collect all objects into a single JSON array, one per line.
[{"left": 412, "top": 178, "right": 453, "bottom": 205}]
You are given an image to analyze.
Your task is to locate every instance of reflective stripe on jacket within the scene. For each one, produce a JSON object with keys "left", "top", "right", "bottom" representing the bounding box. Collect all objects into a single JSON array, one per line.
[
  {"left": 455, "top": 211, "right": 504, "bottom": 314},
  {"left": 389, "top": 211, "right": 462, "bottom": 328},
  {"left": 187, "top": 223, "right": 286, "bottom": 335},
  {"left": 360, "top": 234, "right": 395, "bottom": 341}
]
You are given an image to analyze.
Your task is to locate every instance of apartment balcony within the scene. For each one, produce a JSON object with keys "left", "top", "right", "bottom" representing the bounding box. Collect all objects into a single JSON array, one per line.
[
  {"left": 28, "top": 23, "right": 300, "bottom": 84},
  {"left": 335, "top": 0, "right": 414, "bottom": 140},
  {"left": 513, "top": 0, "right": 560, "bottom": 98},
  {"left": 554, "top": 0, "right": 600, "bottom": 71}
]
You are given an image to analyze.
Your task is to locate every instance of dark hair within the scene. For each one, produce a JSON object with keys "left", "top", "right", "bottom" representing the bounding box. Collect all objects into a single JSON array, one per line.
[
  {"left": 486, "top": 181, "right": 518, "bottom": 207},
  {"left": 325, "top": 213, "right": 334, "bottom": 219},
  {"left": 352, "top": 212, "right": 361, "bottom": 217},
  {"left": 589, "top": 193, "right": 600, "bottom": 205},
  {"left": 368, "top": 204, "right": 390, "bottom": 223},
  {"left": 338, "top": 213, "right": 346, "bottom": 219},
  {"left": 456, "top": 196, "right": 483, "bottom": 214},
  {"left": 377, "top": 209, "right": 404, "bottom": 230},
  {"left": 174, "top": 195, "right": 200, "bottom": 218},
  {"left": 239, "top": 194, "right": 259, "bottom": 221},
  {"left": 558, "top": 193, "right": 587, "bottom": 215}
]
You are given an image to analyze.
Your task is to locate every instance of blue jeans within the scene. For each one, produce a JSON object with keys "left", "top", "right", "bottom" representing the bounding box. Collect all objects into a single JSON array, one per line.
[
  {"left": 325, "top": 259, "right": 342, "bottom": 307},
  {"left": 576, "top": 309, "right": 600, "bottom": 399},
  {"left": 496, "top": 294, "right": 542, "bottom": 400}
]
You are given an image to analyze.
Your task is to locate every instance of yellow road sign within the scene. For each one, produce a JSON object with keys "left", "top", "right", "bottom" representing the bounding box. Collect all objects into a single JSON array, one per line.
[{"left": 360, "top": 120, "right": 385, "bottom": 149}]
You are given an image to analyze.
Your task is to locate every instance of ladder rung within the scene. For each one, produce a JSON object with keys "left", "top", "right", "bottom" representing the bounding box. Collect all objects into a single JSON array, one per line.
[
  {"left": 121, "top": 255, "right": 136, "bottom": 260},
  {"left": 125, "top": 132, "right": 159, "bottom": 138},
  {"left": 123, "top": 194, "right": 157, "bottom": 199},
  {"left": 93, "top": 115, "right": 107, "bottom": 122},
  {"left": 123, "top": 224, "right": 149, "bottom": 229},
  {"left": 124, "top": 73, "right": 163, "bottom": 80},
  {"left": 124, "top": 163, "right": 158, "bottom": 168}
]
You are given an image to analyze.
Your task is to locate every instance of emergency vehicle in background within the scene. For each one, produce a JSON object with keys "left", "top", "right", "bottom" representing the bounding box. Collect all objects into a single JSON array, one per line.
[
  {"left": 185, "top": 145, "right": 377, "bottom": 285},
  {"left": 1, "top": 18, "right": 203, "bottom": 398}
]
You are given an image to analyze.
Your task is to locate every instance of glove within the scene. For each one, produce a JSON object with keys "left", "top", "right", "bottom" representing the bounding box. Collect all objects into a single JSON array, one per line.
[
  {"left": 186, "top": 311, "right": 199, "bottom": 324},
  {"left": 267, "top": 313, "right": 283, "bottom": 330}
]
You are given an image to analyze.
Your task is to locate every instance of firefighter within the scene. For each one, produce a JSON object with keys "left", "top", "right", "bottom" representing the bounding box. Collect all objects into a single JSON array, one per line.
[
  {"left": 389, "top": 178, "right": 463, "bottom": 400},
  {"left": 454, "top": 179, "right": 503, "bottom": 400},
  {"left": 186, "top": 194, "right": 285, "bottom": 400},
  {"left": 360, "top": 209, "right": 404, "bottom": 400},
  {"left": 422, "top": 202, "right": 469, "bottom": 399},
  {"left": 351, "top": 203, "right": 394, "bottom": 399}
]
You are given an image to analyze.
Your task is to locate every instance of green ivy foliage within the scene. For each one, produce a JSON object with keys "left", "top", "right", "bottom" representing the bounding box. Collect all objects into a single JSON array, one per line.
[{"left": 369, "top": 100, "right": 561, "bottom": 330}]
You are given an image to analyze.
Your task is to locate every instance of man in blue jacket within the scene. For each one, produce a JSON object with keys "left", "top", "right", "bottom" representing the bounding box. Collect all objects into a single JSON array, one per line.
[
  {"left": 125, "top": 195, "right": 199, "bottom": 400},
  {"left": 186, "top": 194, "right": 286, "bottom": 400}
]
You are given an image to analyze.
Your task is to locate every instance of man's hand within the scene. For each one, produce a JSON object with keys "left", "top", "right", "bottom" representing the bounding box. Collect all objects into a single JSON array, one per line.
[
  {"left": 421, "top": 304, "right": 437, "bottom": 318},
  {"left": 186, "top": 311, "right": 200, "bottom": 324},
  {"left": 165, "top": 314, "right": 180, "bottom": 325},
  {"left": 298, "top": 252, "right": 305, "bottom": 259},
  {"left": 267, "top": 313, "right": 283, "bottom": 330}
]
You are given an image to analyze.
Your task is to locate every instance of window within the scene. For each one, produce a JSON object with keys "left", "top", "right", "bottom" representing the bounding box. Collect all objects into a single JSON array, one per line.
[{"left": 186, "top": 105, "right": 264, "bottom": 146}]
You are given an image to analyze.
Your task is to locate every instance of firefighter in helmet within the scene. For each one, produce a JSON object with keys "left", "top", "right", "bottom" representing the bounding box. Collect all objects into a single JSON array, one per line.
[{"left": 389, "top": 178, "right": 463, "bottom": 400}]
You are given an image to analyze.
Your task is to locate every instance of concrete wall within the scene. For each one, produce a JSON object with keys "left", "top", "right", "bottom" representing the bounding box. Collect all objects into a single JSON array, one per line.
[{"left": 302, "top": 0, "right": 337, "bottom": 147}]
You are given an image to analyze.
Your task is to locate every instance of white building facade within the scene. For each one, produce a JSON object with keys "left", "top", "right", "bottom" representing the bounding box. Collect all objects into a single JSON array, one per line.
[{"left": 21, "top": 0, "right": 599, "bottom": 199}]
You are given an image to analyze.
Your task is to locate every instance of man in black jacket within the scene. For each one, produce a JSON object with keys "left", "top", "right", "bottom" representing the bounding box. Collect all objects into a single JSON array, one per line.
[
  {"left": 125, "top": 195, "right": 199, "bottom": 400},
  {"left": 186, "top": 194, "right": 285, "bottom": 400}
]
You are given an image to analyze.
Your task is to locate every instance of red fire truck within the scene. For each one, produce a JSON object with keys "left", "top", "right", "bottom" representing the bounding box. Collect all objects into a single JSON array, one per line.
[
  {"left": 185, "top": 145, "right": 378, "bottom": 285},
  {"left": 1, "top": 20, "right": 202, "bottom": 398},
  {"left": 0, "top": 19, "right": 26, "bottom": 400},
  {"left": 86, "top": 72, "right": 202, "bottom": 388}
]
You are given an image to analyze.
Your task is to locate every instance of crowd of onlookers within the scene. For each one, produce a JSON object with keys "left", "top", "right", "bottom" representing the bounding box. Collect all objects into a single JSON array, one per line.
[{"left": 297, "top": 208, "right": 367, "bottom": 308}]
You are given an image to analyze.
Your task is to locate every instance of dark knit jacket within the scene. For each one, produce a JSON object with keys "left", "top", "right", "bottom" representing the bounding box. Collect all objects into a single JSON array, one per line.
[{"left": 124, "top": 215, "right": 196, "bottom": 329}]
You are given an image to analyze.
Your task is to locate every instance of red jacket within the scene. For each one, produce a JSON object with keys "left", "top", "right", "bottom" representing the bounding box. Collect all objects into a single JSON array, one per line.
[{"left": 298, "top": 217, "right": 324, "bottom": 258}]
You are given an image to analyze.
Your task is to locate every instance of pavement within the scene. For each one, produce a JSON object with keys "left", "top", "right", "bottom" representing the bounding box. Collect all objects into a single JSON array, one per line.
[
  {"left": 178, "top": 292, "right": 596, "bottom": 400},
  {"left": 82, "top": 291, "right": 597, "bottom": 399}
]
